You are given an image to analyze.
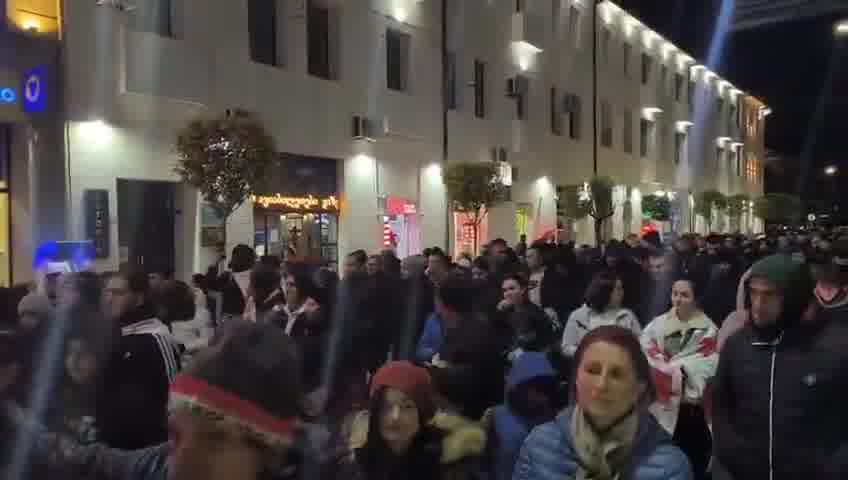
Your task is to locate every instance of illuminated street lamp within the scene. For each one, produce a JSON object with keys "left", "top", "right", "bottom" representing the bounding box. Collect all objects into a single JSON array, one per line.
[
  {"left": 825, "top": 165, "right": 838, "bottom": 176},
  {"left": 835, "top": 19, "right": 848, "bottom": 36}
]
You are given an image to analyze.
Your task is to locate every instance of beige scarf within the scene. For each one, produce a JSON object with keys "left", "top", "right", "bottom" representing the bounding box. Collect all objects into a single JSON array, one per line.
[{"left": 570, "top": 406, "right": 639, "bottom": 480}]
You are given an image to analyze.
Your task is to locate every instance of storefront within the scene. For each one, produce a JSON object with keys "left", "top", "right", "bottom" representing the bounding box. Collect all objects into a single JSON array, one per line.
[
  {"left": 252, "top": 154, "right": 340, "bottom": 266},
  {"left": 382, "top": 195, "right": 420, "bottom": 258},
  {"left": 0, "top": 29, "right": 63, "bottom": 285}
]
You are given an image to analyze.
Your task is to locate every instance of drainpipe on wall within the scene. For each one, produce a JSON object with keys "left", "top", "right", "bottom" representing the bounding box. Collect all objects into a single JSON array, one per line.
[
  {"left": 592, "top": 0, "right": 599, "bottom": 176},
  {"left": 441, "top": 0, "right": 450, "bottom": 253}
]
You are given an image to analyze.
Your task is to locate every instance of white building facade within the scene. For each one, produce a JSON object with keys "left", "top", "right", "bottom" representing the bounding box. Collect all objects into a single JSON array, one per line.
[{"left": 3, "top": 0, "right": 767, "bottom": 281}]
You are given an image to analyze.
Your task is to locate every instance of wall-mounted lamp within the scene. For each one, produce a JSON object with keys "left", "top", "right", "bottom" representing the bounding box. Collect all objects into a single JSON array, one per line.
[
  {"left": 676, "top": 121, "right": 694, "bottom": 134},
  {"left": 642, "top": 107, "right": 663, "bottom": 121}
]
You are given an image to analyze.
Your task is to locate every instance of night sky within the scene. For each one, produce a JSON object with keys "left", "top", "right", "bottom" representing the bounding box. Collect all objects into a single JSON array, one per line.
[{"left": 616, "top": 0, "right": 848, "bottom": 208}]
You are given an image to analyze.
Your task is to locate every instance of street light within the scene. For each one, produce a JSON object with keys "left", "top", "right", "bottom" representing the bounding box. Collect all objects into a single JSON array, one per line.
[
  {"left": 825, "top": 165, "right": 838, "bottom": 176},
  {"left": 835, "top": 20, "right": 848, "bottom": 36}
]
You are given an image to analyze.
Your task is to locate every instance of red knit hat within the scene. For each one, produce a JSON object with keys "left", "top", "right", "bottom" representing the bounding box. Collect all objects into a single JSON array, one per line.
[{"left": 370, "top": 361, "right": 437, "bottom": 422}]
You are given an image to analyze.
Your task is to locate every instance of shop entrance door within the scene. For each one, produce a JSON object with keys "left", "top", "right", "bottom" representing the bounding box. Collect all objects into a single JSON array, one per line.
[{"left": 117, "top": 179, "right": 175, "bottom": 273}]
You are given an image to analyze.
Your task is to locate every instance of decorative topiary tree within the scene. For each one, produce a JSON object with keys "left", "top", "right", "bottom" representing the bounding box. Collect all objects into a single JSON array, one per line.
[
  {"left": 754, "top": 193, "right": 802, "bottom": 226},
  {"left": 175, "top": 109, "right": 277, "bottom": 220},
  {"left": 641, "top": 194, "right": 672, "bottom": 221},
  {"left": 444, "top": 162, "right": 508, "bottom": 254},
  {"left": 582, "top": 176, "right": 617, "bottom": 247},
  {"left": 726, "top": 193, "right": 751, "bottom": 232},
  {"left": 694, "top": 190, "right": 727, "bottom": 233}
]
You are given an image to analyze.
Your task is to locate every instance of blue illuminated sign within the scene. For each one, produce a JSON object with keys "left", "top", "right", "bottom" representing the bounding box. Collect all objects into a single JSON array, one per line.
[
  {"left": 0, "top": 87, "right": 15, "bottom": 104},
  {"left": 23, "top": 66, "right": 47, "bottom": 113}
]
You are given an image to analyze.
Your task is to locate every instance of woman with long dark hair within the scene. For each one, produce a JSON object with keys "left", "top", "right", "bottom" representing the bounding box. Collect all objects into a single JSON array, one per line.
[
  {"left": 339, "top": 361, "right": 485, "bottom": 480},
  {"left": 514, "top": 325, "right": 692, "bottom": 480},
  {"left": 561, "top": 271, "right": 641, "bottom": 357}
]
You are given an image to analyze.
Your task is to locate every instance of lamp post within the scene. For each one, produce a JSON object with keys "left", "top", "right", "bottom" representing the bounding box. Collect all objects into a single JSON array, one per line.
[
  {"left": 825, "top": 165, "right": 839, "bottom": 215},
  {"left": 592, "top": 0, "right": 599, "bottom": 175}
]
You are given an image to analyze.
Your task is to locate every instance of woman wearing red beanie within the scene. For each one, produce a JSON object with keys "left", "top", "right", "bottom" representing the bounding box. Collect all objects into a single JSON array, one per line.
[{"left": 339, "top": 360, "right": 486, "bottom": 480}]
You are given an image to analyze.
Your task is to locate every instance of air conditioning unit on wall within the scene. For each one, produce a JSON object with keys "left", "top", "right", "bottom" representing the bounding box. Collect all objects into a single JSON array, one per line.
[
  {"left": 95, "top": 0, "right": 136, "bottom": 12},
  {"left": 506, "top": 75, "right": 529, "bottom": 97},
  {"left": 352, "top": 115, "right": 375, "bottom": 142}
]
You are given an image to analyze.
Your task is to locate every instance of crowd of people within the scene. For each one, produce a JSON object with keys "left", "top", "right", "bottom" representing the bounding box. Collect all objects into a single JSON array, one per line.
[{"left": 1, "top": 228, "right": 847, "bottom": 480}]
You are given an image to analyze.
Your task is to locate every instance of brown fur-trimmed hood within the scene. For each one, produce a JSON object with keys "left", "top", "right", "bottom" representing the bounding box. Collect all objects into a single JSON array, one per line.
[{"left": 348, "top": 410, "right": 486, "bottom": 464}]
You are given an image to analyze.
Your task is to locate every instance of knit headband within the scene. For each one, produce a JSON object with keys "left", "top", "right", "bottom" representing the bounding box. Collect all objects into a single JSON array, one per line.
[{"left": 168, "top": 374, "right": 297, "bottom": 450}]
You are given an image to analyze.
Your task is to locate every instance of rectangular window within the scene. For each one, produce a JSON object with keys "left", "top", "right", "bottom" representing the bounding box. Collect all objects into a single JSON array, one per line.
[
  {"left": 474, "top": 59, "right": 487, "bottom": 118},
  {"left": 550, "top": 87, "right": 563, "bottom": 136},
  {"left": 717, "top": 97, "right": 724, "bottom": 115},
  {"left": 674, "top": 73, "right": 684, "bottom": 101},
  {"left": 602, "top": 27, "right": 612, "bottom": 63},
  {"left": 623, "top": 42, "right": 631, "bottom": 76},
  {"left": 640, "top": 119, "right": 651, "bottom": 157},
  {"left": 601, "top": 101, "right": 613, "bottom": 147},
  {"left": 660, "top": 64, "right": 668, "bottom": 92},
  {"left": 307, "top": 2, "right": 335, "bottom": 80},
  {"left": 517, "top": 90, "right": 527, "bottom": 120},
  {"left": 568, "top": 96, "right": 581, "bottom": 140},
  {"left": 131, "top": 0, "right": 172, "bottom": 37},
  {"left": 716, "top": 147, "right": 724, "bottom": 167},
  {"left": 641, "top": 54, "right": 652, "bottom": 85},
  {"left": 623, "top": 108, "right": 633, "bottom": 153},
  {"left": 386, "top": 29, "right": 410, "bottom": 91},
  {"left": 248, "top": 0, "right": 278, "bottom": 66},
  {"left": 738, "top": 147, "right": 744, "bottom": 176},
  {"left": 445, "top": 51, "right": 458, "bottom": 110},
  {"left": 515, "top": 0, "right": 525, "bottom": 12},
  {"left": 674, "top": 132, "right": 686, "bottom": 164},
  {"left": 688, "top": 79, "right": 696, "bottom": 106},
  {"left": 733, "top": 149, "right": 741, "bottom": 176},
  {"left": 728, "top": 103, "right": 737, "bottom": 131},
  {"left": 569, "top": 6, "right": 581, "bottom": 48}
]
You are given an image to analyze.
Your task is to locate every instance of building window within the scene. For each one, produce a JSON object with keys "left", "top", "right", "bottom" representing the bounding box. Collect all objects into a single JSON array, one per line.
[
  {"left": 131, "top": 0, "right": 172, "bottom": 37},
  {"left": 674, "top": 132, "right": 686, "bottom": 164},
  {"left": 551, "top": 87, "right": 563, "bottom": 136},
  {"left": 602, "top": 27, "right": 612, "bottom": 63},
  {"left": 567, "top": 95, "right": 581, "bottom": 139},
  {"left": 641, "top": 54, "right": 653, "bottom": 85},
  {"left": 733, "top": 148, "right": 741, "bottom": 176},
  {"left": 660, "top": 64, "right": 668, "bottom": 93},
  {"left": 445, "top": 51, "right": 458, "bottom": 110},
  {"left": 515, "top": 0, "right": 525, "bottom": 12},
  {"left": 729, "top": 103, "right": 738, "bottom": 131},
  {"left": 716, "top": 146, "right": 724, "bottom": 167},
  {"left": 307, "top": 1, "right": 337, "bottom": 80},
  {"left": 474, "top": 59, "right": 487, "bottom": 118},
  {"left": 386, "top": 29, "right": 411, "bottom": 92},
  {"left": 569, "top": 6, "right": 581, "bottom": 48},
  {"left": 640, "top": 119, "right": 652, "bottom": 157},
  {"left": 248, "top": 0, "right": 278, "bottom": 66},
  {"left": 517, "top": 88, "right": 527, "bottom": 120},
  {"left": 674, "top": 73, "right": 684, "bottom": 101},
  {"left": 688, "top": 79, "right": 696, "bottom": 106},
  {"left": 623, "top": 108, "right": 633, "bottom": 153},
  {"left": 717, "top": 97, "right": 724, "bottom": 115},
  {"left": 601, "top": 101, "right": 613, "bottom": 147},
  {"left": 623, "top": 42, "right": 631, "bottom": 76}
]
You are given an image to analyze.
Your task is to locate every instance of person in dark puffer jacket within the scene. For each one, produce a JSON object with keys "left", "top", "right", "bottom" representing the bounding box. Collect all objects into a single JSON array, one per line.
[{"left": 713, "top": 254, "right": 848, "bottom": 480}]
